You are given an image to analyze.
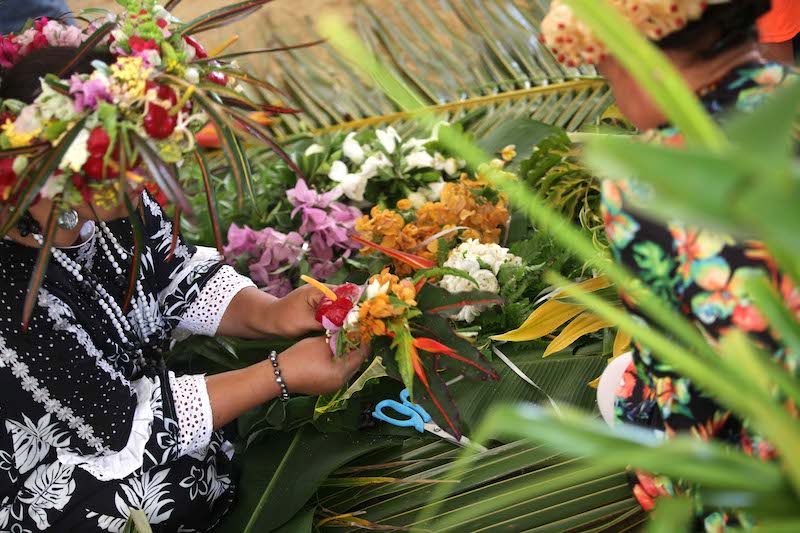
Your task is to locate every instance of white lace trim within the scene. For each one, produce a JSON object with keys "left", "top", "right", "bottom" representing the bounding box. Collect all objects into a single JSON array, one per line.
[
  {"left": 176, "top": 265, "right": 255, "bottom": 337},
  {"left": 0, "top": 335, "right": 106, "bottom": 452},
  {"left": 158, "top": 245, "right": 222, "bottom": 305},
  {"left": 57, "top": 376, "right": 155, "bottom": 480},
  {"left": 38, "top": 289, "right": 131, "bottom": 387},
  {"left": 168, "top": 372, "right": 213, "bottom": 456}
]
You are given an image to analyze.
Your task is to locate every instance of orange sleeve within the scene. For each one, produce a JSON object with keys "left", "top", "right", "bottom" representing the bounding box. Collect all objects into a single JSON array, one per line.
[{"left": 758, "top": 0, "right": 800, "bottom": 43}]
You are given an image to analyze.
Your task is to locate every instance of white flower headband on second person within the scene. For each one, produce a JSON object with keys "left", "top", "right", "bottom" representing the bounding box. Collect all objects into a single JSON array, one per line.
[{"left": 540, "top": 0, "right": 731, "bottom": 67}]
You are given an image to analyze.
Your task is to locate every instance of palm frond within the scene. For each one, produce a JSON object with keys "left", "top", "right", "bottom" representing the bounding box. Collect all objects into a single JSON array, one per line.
[{"left": 237, "top": 0, "right": 610, "bottom": 138}]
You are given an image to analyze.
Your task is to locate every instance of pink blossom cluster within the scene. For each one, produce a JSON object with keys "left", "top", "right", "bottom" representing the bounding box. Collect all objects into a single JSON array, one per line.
[
  {"left": 0, "top": 18, "right": 86, "bottom": 69},
  {"left": 223, "top": 180, "right": 363, "bottom": 296}
]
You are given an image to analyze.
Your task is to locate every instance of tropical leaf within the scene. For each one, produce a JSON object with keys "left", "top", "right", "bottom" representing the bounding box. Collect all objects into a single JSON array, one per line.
[
  {"left": 544, "top": 311, "right": 614, "bottom": 356},
  {"left": 56, "top": 21, "right": 114, "bottom": 77},
  {"left": 192, "top": 148, "right": 223, "bottom": 254},
  {"left": 178, "top": 0, "right": 275, "bottom": 36},
  {"left": 491, "top": 299, "right": 586, "bottom": 342},
  {"left": 415, "top": 283, "right": 504, "bottom": 315},
  {"left": 192, "top": 40, "right": 326, "bottom": 63},
  {"left": 130, "top": 133, "right": 192, "bottom": 215},
  {"left": 214, "top": 426, "right": 401, "bottom": 533},
  {"left": 315, "top": 357, "right": 388, "bottom": 418},
  {"left": 22, "top": 205, "right": 58, "bottom": 330}
]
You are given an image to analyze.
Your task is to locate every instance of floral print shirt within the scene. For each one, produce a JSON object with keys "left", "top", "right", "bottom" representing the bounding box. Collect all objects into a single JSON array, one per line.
[{"left": 602, "top": 62, "right": 799, "bottom": 529}]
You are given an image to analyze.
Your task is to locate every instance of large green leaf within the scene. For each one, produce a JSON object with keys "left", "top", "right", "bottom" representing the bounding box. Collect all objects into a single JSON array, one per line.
[
  {"left": 214, "top": 426, "right": 401, "bottom": 533},
  {"left": 449, "top": 341, "right": 606, "bottom": 431},
  {"left": 317, "top": 439, "right": 641, "bottom": 532}
]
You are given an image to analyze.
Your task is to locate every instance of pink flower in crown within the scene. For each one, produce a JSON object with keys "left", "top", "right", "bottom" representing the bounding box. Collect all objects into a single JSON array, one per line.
[
  {"left": 0, "top": 36, "right": 20, "bottom": 68},
  {"left": 248, "top": 229, "right": 304, "bottom": 292},
  {"left": 310, "top": 258, "right": 343, "bottom": 281},
  {"left": 14, "top": 22, "right": 49, "bottom": 55},
  {"left": 42, "top": 20, "right": 85, "bottom": 48},
  {"left": 69, "top": 74, "right": 112, "bottom": 112},
  {"left": 223, "top": 223, "right": 260, "bottom": 259}
]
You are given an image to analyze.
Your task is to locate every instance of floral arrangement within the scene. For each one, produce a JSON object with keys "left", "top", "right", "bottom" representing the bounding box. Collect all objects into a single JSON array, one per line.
[
  {"left": 307, "top": 262, "right": 503, "bottom": 439},
  {"left": 0, "top": 0, "right": 295, "bottom": 326},
  {"left": 207, "top": 123, "right": 484, "bottom": 294},
  {"left": 224, "top": 179, "right": 361, "bottom": 296},
  {"left": 440, "top": 240, "right": 523, "bottom": 323},
  {"left": 355, "top": 169, "right": 511, "bottom": 275},
  {"left": 306, "top": 123, "right": 465, "bottom": 205}
]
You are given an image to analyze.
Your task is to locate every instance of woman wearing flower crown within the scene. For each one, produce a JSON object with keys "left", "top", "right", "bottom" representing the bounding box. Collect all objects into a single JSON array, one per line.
[
  {"left": 0, "top": 2, "right": 368, "bottom": 531},
  {"left": 541, "top": 0, "right": 797, "bottom": 527}
]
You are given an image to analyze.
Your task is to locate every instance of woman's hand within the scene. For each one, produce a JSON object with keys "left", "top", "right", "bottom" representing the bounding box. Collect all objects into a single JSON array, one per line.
[
  {"left": 218, "top": 284, "right": 328, "bottom": 339},
  {"left": 271, "top": 284, "right": 328, "bottom": 338},
  {"left": 279, "top": 336, "right": 370, "bottom": 396}
]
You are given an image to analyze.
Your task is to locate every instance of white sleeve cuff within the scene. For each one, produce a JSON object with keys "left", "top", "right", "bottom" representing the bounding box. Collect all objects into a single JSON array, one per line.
[
  {"left": 176, "top": 264, "right": 256, "bottom": 337},
  {"left": 169, "top": 372, "right": 214, "bottom": 457},
  {"left": 57, "top": 376, "right": 155, "bottom": 481}
]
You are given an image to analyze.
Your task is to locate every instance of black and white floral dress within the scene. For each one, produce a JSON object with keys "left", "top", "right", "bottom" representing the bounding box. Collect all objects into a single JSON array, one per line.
[{"left": 0, "top": 192, "right": 255, "bottom": 532}]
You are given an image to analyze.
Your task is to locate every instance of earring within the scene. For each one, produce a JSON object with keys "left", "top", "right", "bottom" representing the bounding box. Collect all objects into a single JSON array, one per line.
[{"left": 56, "top": 209, "right": 79, "bottom": 230}]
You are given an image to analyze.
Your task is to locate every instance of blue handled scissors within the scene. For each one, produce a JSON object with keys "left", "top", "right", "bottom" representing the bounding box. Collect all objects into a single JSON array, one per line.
[{"left": 373, "top": 389, "right": 487, "bottom": 452}]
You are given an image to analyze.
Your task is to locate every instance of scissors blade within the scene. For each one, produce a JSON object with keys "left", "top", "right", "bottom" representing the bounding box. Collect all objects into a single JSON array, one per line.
[{"left": 422, "top": 423, "right": 488, "bottom": 452}]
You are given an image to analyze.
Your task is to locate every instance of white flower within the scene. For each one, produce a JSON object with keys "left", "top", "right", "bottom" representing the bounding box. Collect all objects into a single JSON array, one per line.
[
  {"left": 304, "top": 143, "right": 324, "bottom": 157},
  {"left": 38, "top": 82, "right": 78, "bottom": 122},
  {"left": 426, "top": 180, "right": 446, "bottom": 201},
  {"left": 12, "top": 155, "right": 28, "bottom": 175},
  {"left": 328, "top": 160, "right": 349, "bottom": 182},
  {"left": 453, "top": 305, "right": 482, "bottom": 323},
  {"left": 330, "top": 171, "right": 369, "bottom": 202},
  {"left": 342, "top": 132, "right": 365, "bottom": 164},
  {"left": 473, "top": 269, "right": 500, "bottom": 293},
  {"left": 432, "top": 153, "right": 462, "bottom": 176},
  {"left": 40, "top": 173, "right": 68, "bottom": 200},
  {"left": 344, "top": 305, "right": 360, "bottom": 331},
  {"left": 404, "top": 150, "right": 434, "bottom": 170},
  {"left": 360, "top": 153, "right": 391, "bottom": 180},
  {"left": 185, "top": 67, "right": 200, "bottom": 85},
  {"left": 366, "top": 280, "right": 390, "bottom": 300},
  {"left": 14, "top": 106, "right": 41, "bottom": 137},
  {"left": 376, "top": 127, "right": 400, "bottom": 154},
  {"left": 59, "top": 128, "right": 90, "bottom": 173},
  {"left": 407, "top": 191, "right": 427, "bottom": 209}
]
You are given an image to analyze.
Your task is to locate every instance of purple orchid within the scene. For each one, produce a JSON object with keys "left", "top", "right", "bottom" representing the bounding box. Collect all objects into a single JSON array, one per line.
[{"left": 69, "top": 74, "right": 111, "bottom": 113}]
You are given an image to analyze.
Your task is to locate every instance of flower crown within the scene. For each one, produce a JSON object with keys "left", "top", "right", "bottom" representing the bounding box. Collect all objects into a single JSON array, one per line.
[
  {"left": 0, "top": 0, "right": 292, "bottom": 227},
  {"left": 540, "top": 0, "right": 730, "bottom": 67}
]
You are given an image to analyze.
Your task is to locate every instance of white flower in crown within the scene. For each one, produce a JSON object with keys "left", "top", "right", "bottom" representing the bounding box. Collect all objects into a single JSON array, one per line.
[
  {"left": 375, "top": 126, "right": 401, "bottom": 154},
  {"left": 342, "top": 132, "right": 365, "bottom": 164},
  {"left": 40, "top": 173, "right": 68, "bottom": 200},
  {"left": 426, "top": 180, "right": 446, "bottom": 201},
  {"left": 59, "top": 129, "right": 90, "bottom": 173}
]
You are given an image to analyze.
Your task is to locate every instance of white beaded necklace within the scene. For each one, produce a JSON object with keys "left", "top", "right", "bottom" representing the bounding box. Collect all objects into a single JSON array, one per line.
[{"left": 33, "top": 221, "right": 155, "bottom": 363}]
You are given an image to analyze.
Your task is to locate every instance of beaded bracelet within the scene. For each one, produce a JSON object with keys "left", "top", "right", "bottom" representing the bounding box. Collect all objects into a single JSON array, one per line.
[{"left": 269, "top": 350, "right": 290, "bottom": 402}]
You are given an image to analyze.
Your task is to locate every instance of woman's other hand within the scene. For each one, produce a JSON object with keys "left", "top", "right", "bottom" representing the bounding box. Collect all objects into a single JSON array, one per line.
[{"left": 279, "top": 336, "right": 369, "bottom": 396}]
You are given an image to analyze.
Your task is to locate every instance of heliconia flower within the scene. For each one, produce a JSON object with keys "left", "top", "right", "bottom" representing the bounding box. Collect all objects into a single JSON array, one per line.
[{"left": 351, "top": 234, "right": 437, "bottom": 270}]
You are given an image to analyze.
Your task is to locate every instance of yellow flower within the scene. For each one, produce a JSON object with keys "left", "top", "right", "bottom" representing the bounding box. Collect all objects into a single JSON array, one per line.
[
  {"left": 499, "top": 144, "right": 517, "bottom": 162},
  {"left": 1, "top": 119, "right": 40, "bottom": 148},
  {"left": 110, "top": 57, "right": 152, "bottom": 101},
  {"left": 396, "top": 198, "right": 412, "bottom": 211}
]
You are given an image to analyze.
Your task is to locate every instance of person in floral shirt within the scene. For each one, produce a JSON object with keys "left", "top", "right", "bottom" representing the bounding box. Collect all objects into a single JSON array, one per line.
[{"left": 541, "top": 0, "right": 797, "bottom": 530}]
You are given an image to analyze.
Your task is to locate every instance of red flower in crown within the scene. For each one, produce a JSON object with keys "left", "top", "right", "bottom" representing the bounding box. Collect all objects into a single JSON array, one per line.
[
  {"left": 0, "top": 158, "right": 17, "bottom": 200},
  {"left": 128, "top": 36, "right": 159, "bottom": 54},
  {"left": 0, "top": 36, "right": 20, "bottom": 68}
]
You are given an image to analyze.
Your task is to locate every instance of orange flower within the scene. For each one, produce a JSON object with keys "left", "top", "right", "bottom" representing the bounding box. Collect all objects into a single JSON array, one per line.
[
  {"left": 396, "top": 198, "right": 413, "bottom": 210},
  {"left": 392, "top": 279, "right": 418, "bottom": 306},
  {"left": 355, "top": 175, "right": 509, "bottom": 275}
]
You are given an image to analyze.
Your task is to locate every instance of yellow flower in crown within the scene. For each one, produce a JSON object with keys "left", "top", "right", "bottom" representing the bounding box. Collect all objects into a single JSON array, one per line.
[
  {"left": 1, "top": 119, "right": 40, "bottom": 148},
  {"left": 109, "top": 56, "right": 153, "bottom": 105}
]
